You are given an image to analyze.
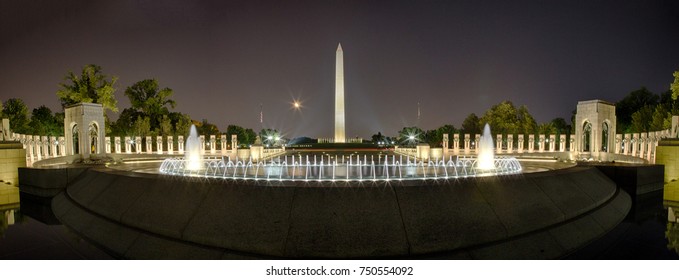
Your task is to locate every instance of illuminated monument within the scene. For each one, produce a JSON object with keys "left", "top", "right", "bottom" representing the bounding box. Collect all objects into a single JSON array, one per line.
[{"left": 334, "top": 43, "right": 346, "bottom": 143}]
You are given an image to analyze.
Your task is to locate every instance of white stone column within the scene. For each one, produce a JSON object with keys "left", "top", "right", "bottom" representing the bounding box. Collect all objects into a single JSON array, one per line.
[
  {"left": 528, "top": 135, "right": 535, "bottom": 153},
  {"left": 549, "top": 134, "right": 556, "bottom": 152},
  {"left": 145, "top": 136, "right": 152, "bottom": 154},
  {"left": 167, "top": 136, "right": 174, "bottom": 154},
  {"left": 539, "top": 134, "right": 545, "bottom": 152},
  {"left": 639, "top": 133, "right": 647, "bottom": 159},
  {"left": 474, "top": 134, "right": 480, "bottom": 154},
  {"left": 210, "top": 135, "right": 216, "bottom": 154},
  {"left": 442, "top": 134, "right": 449, "bottom": 155},
  {"left": 50, "top": 136, "right": 58, "bottom": 157},
  {"left": 135, "top": 137, "right": 142, "bottom": 153},
  {"left": 105, "top": 137, "right": 111, "bottom": 153},
  {"left": 59, "top": 136, "right": 66, "bottom": 156},
  {"left": 200, "top": 135, "right": 206, "bottom": 154},
  {"left": 114, "top": 137, "right": 121, "bottom": 153},
  {"left": 27, "top": 135, "right": 34, "bottom": 162},
  {"left": 631, "top": 133, "right": 639, "bottom": 157},
  {"left": 33, "top": 135, "right": 41, "bottom": 161},
  {"left": 507, "top": 135, "right": 513, "bottom": 152},
  {"left": 615, "top": 134, "right": 622, "bottom": 154},
  {"left": 623, "top": 134, "right": 631, "bottom": 155},
  {"left": 496, "top": 134, "right": 502, "bottom": 154},
  {"left": 157, "top": 136, "right": 163, "bottom": 154},
  {"left": 221, "top": 135, "right": 227, "bottom": 154},
  {"left": 124, "top": 137, "right": 132, "bottom": 153},
  {"left": 178, "top": 135, "right": 184, "bottom": 153},
  {"left": 570, "top": 136, "right": 575, "bottom": 152},
  {"left": 559, "top": 135, "right": 565, "bottom": 152},
  {"left": 231, "top": 135, "right": 238, "bottom": 153},
  {"left": 464, "top": 134, "right": 470, "bottom": 154},
  {"left": 518, "top": 134, "right": 524, "bottom": 153},
  {"left": 41, "top": 136, "right": 49, "bottom": 158},
  {"left": 453, "top": 134, "right": 460, "bottom": 154}
]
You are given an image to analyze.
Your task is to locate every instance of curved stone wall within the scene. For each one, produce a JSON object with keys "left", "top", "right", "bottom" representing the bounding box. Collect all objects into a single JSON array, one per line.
[{"left": 52, "top": 166, "right": 630, "bottom": 259}]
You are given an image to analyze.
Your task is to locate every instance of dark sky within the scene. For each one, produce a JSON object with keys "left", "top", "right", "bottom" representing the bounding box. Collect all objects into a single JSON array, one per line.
[{"left": 2, "top": 0, "right": 679, "bottom": 138}]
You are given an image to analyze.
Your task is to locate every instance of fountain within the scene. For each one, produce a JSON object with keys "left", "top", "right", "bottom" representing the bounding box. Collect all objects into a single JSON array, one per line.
[
  {"left": 477, "top": 123, "right": 495, "bottom": 170},
  {"left": 184, "top": 124, "right": 203, "bottom": 170}
]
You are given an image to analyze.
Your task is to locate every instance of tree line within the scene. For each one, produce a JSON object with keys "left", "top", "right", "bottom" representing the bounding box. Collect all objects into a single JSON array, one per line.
[{"left": 2, "top": 66, "right": 679, "bottom": 147}]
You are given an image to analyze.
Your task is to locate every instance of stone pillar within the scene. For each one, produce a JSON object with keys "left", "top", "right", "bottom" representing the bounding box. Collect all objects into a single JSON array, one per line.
[
  {"left": 42, "top": 136, "right": 50, "bottom": 158},
  {"left": 639, "top": 132, "right": 647, "bottom": 159},
  {"left": 464, "top": 134, "right": 470, "bottom": 154},
  {"left": 157, "top": 136, "right": 163, "bottom": 154},
  {"left": 105, "top": 137, "right": 111, "bottom": 153},
  {"left": 496, "top": 134, "right": 502, "bottom": 154},
  {"left": 59, "top": 136, "right": 65, "bottom": 156},
  {"left": 673, "top": 116, "right": 679, "bottom": 138},
  {"left": 27, "top": 136, "right": 34, "bottom": 162},
  {"left": 570, "top": 136, "right": 575, "bottom": 152},
  {"left": 528, "top": 135, "right": 535, "bottom": 153},
  {"left": 507, "top": 135, "right": 513, "bottom": 152},
  {"left": 453, "top": 134, "right": 460, "bottom": 154},
  {"left": 231, "top": 135, "right": 238, "bottom": 153},
  {"left": 167, "top": 136, "right": 174, "bottom": 154},
  {"left": 114, "top": 137, "right": 121, "bottom": 153},
  {"left": 210, "top": 135, "right": 216, "bottom": 154},
  {"left": 615, "top": 134, "right": 622, "bottom": 154},
  {"left": 549, "top": 134, "right": 556, "bottom": 152},
  {"left": 623, "top": 134, "right": 631, "bottom": 155},
  {"left": 442, "top": 134, "right": 449, "bottom": 155},
  {"left": 135, "top": 137, "right": 142, "bottom": 154},
  {"left": 200, "top": 135, "right": 206, "bottom": 154},
  {"left": 518, "top": 134, "right": 524, "bottom": 153},
  {"left": 221, "top": 135, "right": 227, "bottom": 154},
  {"left": 145, "top": 136, "right": 153, "bottom": 154},
  {"left": 178, "top": 135, "right": 184, "bottom": 153},
  {"left": 632, "top": 133, "right": 639, "bottom": 157},
  {"left": 0, "top": 118, "right": 9, "bottom": 141},
  {"left": 539, "top": 134, "right": 545, "bottom": 152},
  {"left": 559, "top": 135, "right": 565, "bottom": 152},
  {"left": 34, "top": 136, "right": 41, "bottom": 161},
  {"left": 50, "top": 136, "right": 58, "bottom": 157},
  {"left": 474, "top": 134, "right": 480, "bottom": 154},
  {"left": 124, "top": 137, "right": 131, "bottom": 153}
]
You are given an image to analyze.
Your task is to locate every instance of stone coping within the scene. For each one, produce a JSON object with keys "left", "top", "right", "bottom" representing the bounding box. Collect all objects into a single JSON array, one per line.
[{"left": 51, "top": 165, "right": 630, "bottom": 259}]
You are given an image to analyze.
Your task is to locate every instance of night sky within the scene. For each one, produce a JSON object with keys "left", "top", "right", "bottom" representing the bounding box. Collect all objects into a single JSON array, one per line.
[{"left": 1, "top": 0, "right": 679, "bottom": 139}]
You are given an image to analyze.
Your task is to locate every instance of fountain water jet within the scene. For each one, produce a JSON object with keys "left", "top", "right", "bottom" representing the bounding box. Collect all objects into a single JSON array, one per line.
[
  {"left": 185, "top": 124, "right": 203, "bottom": 170},
  {"left": 477, "top": 123, "right": 495, "bottom": 170}
]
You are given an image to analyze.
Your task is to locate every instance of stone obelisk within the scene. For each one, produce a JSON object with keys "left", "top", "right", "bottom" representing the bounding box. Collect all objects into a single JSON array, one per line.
[{"left": 334, "top": 43, "right": 346, "bottom": 143}]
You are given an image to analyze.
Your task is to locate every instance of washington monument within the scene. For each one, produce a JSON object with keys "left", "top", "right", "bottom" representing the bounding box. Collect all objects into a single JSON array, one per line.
[{"left": 334, "top": 43, "right": 346, "bottom": 143}]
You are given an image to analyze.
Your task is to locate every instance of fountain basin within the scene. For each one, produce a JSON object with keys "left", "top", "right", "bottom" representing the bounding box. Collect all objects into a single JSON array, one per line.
[{"left": 51, "top": 164, "right": 629, "bottom": 259}]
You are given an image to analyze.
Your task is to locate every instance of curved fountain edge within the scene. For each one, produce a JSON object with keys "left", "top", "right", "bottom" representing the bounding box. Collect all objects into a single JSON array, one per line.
[{"left": 51, "top": 165, "right": 630, "bottom": 259}]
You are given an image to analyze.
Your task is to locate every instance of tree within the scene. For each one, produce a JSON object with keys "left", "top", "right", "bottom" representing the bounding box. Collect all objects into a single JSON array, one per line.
[
  {"left": 197, "top": 119, "right": 220, "bottom": 136},
  {"left": 1, "top": 98, "right": 30, "bottom": 134},
  {"left": 158, "top": 115, "right": 173, "bottom": 136},
  {"left": 517, "top": 105, "right": 538, "bottom": 135},
  {"left": 174, "top": 113, "right": 192, "bottom": 137},
  {"left": 124, "top": 79, "right": 176, "bottom": 130},
  {"left": 479, "top": 101, "right": 519, "bottom": 135},
  {"left": 371, "top": 132, "right": 384, "bottom": 143},
  {"left": 56, "top": 64, "right": 118, "bottom": 113},
  {"left": 671, "top": 71, "right": 679, "bottom": 100},
  {"left": 630, "top": 105, "right": 654, "bottom": 133},
  {"left": 550, "top": 118, "right": 569, "bottom": 134},
  {"left": 29, "top": 105, "right": 62, "bottom": 136},
  {"left": 461, "top": 113, "right": 481, "bottom": 135},
  {"left": 132, "top": 116, "right": 151, "bottom": 138},
  {"left": 616, "top": 87, "right": 658, "bottom": 133},
  {"left": 110, "top": 108, "right": 141, "bottom": 136},
  {"left": 650, "top": 105, "right": 670, "bottom": 131}
]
